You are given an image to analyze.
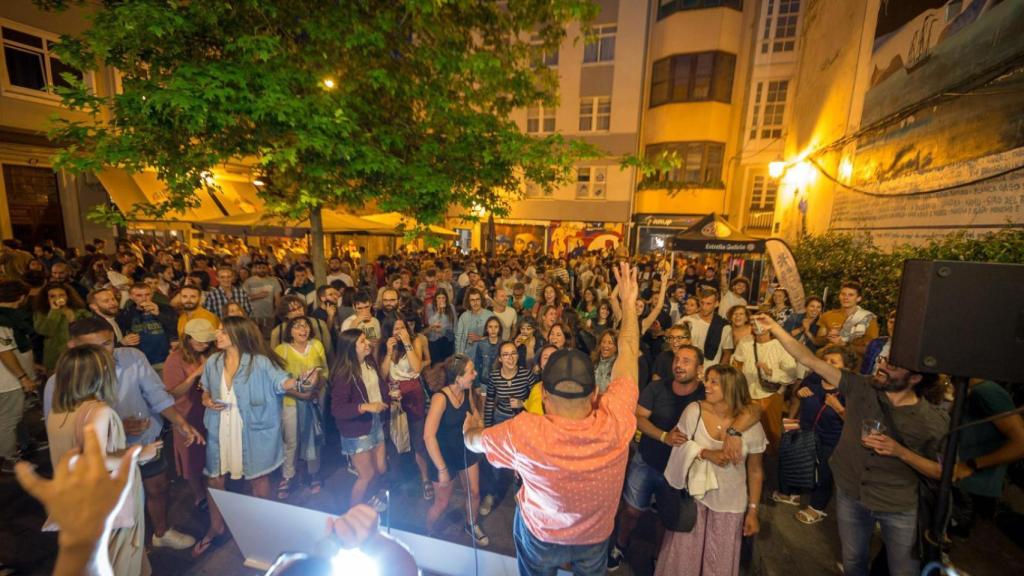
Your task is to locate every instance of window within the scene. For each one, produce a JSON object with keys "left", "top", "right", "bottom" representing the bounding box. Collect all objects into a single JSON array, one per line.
[
  {"left": 748, "top": 80, "right": 788, "bottom": 140},
  {"left": 650, "top": 51, "right": 735, "bottom": 107},
  {"left": 576, "top": 166, "right": 607, "bottom": 199},
  {"left": 1, "top": 24, "right": 87, "bottom": 99},
  {"left": 525, "top": 181, "right": 552, "bottom": 198},
  {"left": 644, "top": 142, "right": 725, "bottom": 187},
  {"left": 658, "top": 0, "right": 743, "bottom": 20},
  {"left": 583, "top": 25, "right": 616, "bottom": 64},
  {"left": 526, "top": 106, "right": 556, "bottom": 134},
  {"left": 747, "top": 174, "right": 777, "bottom": 232},
  {"left": 530, "top": 34, "right": 559, "bottom": 68},
  {"left": 579, "top": 97, "right": 611, "bottom": 131},
  {"left": 761, "top": 0, "right": 800, "bottom": 54}
]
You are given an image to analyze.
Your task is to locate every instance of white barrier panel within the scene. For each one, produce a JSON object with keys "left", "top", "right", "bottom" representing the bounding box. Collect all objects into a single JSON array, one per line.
[{"left": 209, "top": 489, "right": 570, "bottom": 575}]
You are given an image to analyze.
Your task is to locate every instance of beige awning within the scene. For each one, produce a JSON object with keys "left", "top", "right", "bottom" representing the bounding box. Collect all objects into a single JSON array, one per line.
[
  {"left": 96, "top": 169, "right": 261, "bottom": 222},
  {"left": 362, "top": 212, "right": 459, "bottom": 237},
  {"left": 194, "top": 209, "right": 399, "bottom": 236}
]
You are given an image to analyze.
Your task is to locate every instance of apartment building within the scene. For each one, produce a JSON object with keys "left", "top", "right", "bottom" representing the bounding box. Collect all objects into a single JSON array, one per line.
[
  {"left": 476, "top": 0, "right": 647, "bottom": 257},
  {"left": 630, "top": 0, "right": 806, "bottom": 251},
  {"left": 0, "top": 0, "right": 116, "bottom": 249}
]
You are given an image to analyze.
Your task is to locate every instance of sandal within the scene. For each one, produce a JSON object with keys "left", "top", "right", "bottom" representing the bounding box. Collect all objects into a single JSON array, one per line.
[
  {"left": 771, "top": 491, "right": 800, "bottom": 506},
  {"left": 796, "top": 507, "right": 828, "bottom": 525},
  {"left": 423, "top": 481, "right": 434, "bottom": 500},
  {"left": 277, "top": 478, "right": 292, "bottom": 500},
  {"left": 309, "top": 479, "right": 322, "bottom": 495},
  {"left": 191, "top": 532, "right": 228, "bottom": 558}
]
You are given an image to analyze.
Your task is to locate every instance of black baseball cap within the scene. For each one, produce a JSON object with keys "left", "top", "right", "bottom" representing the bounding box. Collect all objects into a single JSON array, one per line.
[{"left": 542, "top": 349, "right": 596, "bottom": 399}]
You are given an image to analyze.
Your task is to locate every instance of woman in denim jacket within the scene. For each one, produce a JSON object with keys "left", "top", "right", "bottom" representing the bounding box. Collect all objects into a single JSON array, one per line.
[{"left": 192, "top": 317, "right": 308, "bottom": 557}]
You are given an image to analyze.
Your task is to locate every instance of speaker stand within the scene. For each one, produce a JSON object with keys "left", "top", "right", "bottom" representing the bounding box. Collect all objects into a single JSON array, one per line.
[{"left": 924, "top": 375, "right": 969, "bottom": 565}]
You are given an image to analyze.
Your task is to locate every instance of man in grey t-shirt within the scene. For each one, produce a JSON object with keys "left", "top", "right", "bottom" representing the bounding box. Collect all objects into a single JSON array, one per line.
[
  {"left": 755, "top": 314, "right": 947, "bottom": 576},
  {"left": 243, "top": 260, "right": 281, "bottom": 335}
]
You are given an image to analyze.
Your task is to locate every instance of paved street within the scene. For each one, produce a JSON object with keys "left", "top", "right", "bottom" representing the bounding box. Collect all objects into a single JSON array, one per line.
[{"left": 2, "top": 403, "right": 1022, "bottom": 576}]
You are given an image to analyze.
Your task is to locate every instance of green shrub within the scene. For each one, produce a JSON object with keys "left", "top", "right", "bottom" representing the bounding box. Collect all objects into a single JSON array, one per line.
[{"left": 792, "top": 229, "right": 1024, "bottom": 316}]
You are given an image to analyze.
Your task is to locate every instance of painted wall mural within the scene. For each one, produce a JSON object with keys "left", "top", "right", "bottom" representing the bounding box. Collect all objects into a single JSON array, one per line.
[{"left": 831, "top": 0, "right": 1024, "bottom": 244}]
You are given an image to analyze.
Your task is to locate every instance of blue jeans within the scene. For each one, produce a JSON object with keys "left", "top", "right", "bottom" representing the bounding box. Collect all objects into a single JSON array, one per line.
[
  {"left": 836, "top": 489, "right": 919, "bottom": 576},
  {"left": 513, "top": 508, "right": 609, "bottom": 576}
]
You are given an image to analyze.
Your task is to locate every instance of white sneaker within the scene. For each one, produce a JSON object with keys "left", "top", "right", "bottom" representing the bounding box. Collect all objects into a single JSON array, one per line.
[
  {"left": 479, "top": 495, "right": 495, "bottom": 517},
  {"left": 152, "top": 528, "right": 196, "bottom": 550}
]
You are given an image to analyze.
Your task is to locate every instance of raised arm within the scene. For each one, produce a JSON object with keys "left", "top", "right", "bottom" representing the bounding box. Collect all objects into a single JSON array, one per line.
[
  {"left": 641, "top": 278, "right": 668, "bottom": 334},
  {"left": 753, "top": 314, "right": 841, "bottom": 385},
  {"left": 611, "top": 262, "right": 639, "bottom": 384},
  {"left": 609, "top": 283, "right": 623, "bottom": 324}
]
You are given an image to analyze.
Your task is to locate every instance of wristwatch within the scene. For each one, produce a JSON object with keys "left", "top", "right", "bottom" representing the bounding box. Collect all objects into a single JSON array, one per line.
[
  {"left": 726, "top": 427, "right": 742, "bottom": 438},
  {"left": 966, "top": 458, "right": 980, "bottom": 471}
]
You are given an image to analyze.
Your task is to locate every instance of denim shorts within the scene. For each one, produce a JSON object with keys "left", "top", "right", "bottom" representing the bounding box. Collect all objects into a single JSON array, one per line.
[
  {"left": 622, "top": 451, "right": 666, "bottom": 511},
  {"left": 340, "top": 414, "right": 384, "bottom": 456}
]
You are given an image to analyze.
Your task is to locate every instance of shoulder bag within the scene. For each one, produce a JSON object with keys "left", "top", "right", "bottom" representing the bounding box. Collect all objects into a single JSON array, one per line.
[{"left": 655, "top": 402, "right": 702, "bottom": 532}]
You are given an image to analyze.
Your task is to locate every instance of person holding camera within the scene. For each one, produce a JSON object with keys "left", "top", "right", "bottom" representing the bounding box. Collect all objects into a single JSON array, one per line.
[{"left": 731, "top": 315, "right": 797, "bottom": 454}]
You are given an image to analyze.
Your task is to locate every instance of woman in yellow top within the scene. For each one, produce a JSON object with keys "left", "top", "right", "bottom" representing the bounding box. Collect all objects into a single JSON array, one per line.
[
  {"left": 273, "top": 316, "right": 328, "bottom": 498},
  {"left": 523, "top": 344, "right": 560, "bottom": 415}
]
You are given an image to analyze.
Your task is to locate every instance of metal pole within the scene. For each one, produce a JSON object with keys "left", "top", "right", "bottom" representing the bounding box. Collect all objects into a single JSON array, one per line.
[{"left": 924, "top": 375, "right": 969, "bottom": 564}]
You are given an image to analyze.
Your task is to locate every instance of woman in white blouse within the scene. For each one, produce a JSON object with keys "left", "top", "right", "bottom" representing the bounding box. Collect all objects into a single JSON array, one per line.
[{"left": 656, "top": 364, "right": 766, "bottom": 576}]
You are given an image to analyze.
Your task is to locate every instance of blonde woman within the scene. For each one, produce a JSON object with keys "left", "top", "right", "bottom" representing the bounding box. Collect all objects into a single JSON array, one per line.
[{"left": 46, "top": 345, "right": 162, "bottom": 576}]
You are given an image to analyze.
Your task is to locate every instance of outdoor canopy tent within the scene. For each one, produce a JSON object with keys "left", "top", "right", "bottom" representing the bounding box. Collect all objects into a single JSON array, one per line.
[
  {"left": 669, "top": 214, "right": 806, "bottom": 312},
  {"left": 670, "top": 213, "right": 766, "bottom": 253}
]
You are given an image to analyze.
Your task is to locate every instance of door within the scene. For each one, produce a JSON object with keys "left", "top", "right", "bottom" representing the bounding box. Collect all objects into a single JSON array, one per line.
[{"left": 3, "top": 164, "right": 66, "bottom": 248}]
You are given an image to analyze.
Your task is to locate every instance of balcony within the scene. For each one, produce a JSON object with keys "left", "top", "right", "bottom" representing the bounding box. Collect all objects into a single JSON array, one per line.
[{"left": 745, "top": 208, "right": 775, "bottom": 234}]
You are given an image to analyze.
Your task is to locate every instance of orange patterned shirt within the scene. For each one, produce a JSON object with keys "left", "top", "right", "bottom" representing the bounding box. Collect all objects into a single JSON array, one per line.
[{"left": 481, "top": 375, "right": 638, "bottom": 545}]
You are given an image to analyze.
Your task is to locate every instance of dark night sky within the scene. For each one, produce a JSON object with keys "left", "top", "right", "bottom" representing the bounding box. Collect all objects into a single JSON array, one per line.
[{"left": 874, "top": 0, "right": 949, "bottom": 38}]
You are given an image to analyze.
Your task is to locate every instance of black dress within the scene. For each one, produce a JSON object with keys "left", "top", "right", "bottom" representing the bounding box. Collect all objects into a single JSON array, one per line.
[{"left": 427, "top": 387, "right": 481, "bottom": 482}]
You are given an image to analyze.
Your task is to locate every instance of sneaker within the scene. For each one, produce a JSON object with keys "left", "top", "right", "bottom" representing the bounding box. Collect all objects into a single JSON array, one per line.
[
  {"left": 152, "top": 528, "right": 196, "bottom": 550},
  {"left": 465, "top": 523, "right": 490, "bottom": 547},
  {"left": 479, "top": 494, "right": 495, "bottom": 517},
  {"left": 607, "top": 543, "right": 625, "bottom": 571}
]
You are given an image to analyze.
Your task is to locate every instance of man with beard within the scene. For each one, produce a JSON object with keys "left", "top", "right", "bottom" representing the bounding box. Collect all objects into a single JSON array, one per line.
[
  {"left": 175, "top": 285, "right": 219, "bottom": 340},
  {"left": 243, "top": 259, "right": 281, "bottom": 335},
  {"left": 375, "top": 287, "right": 400, "bottom": 325},
  {"left": 607, "top": 345, "right": 760, "bottom": 570},
  {"left": 87, "top": 288, "right": 124, "bottom": 343},
  {"left": 49, "top": 262, "right": 87, "bottom": 299},
  {"left": 754, "top": 314, "right": 947, "bottom": 576},
  {"left": 326, "top": 256, "right": 354, "bottom": 287}
]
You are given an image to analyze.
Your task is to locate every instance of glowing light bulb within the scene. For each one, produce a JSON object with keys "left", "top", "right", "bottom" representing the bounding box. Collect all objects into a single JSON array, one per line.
[
  {"left": 322, "top": 78, "right": 336, "bottom": 89},
  {"left": 768, "top": 161, "right": 786, "bottom": 179}
]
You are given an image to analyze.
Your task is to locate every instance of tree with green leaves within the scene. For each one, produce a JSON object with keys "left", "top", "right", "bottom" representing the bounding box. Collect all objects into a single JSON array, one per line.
[{"left": 42, "top": 0, "right": 598, "bottom": 281}]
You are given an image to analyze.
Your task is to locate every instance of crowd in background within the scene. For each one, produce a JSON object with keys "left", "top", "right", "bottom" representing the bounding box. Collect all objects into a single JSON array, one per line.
[{"left": 0, "top": 233, "right": 1021, "bottom": 576}]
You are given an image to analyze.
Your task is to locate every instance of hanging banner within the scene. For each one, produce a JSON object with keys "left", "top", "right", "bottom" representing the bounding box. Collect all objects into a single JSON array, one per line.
[{"left": 765, "top": 238, "right": 806, "bottom": 314}]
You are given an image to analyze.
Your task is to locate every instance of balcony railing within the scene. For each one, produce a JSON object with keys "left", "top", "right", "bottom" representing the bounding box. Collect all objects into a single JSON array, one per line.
[{"left": 746, "top": 208, "right": 775, "bottom": 233}]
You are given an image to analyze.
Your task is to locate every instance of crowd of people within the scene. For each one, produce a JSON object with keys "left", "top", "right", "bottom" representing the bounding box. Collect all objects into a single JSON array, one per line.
[{"left": 1, "top": 234, "right": 1022, "bottom": 576}]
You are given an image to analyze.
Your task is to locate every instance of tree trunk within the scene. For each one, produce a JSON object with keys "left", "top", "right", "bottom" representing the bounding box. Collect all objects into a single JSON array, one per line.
[
  {"left": 487, "top": 213, "right": 496, "bottom": 257},
  {"left": 309, "top": 206, "right": 327, "bottom": 285}
]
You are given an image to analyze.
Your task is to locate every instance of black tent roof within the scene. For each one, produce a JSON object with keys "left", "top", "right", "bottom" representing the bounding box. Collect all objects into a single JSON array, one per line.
[{"left": 670, "top": 214, "right": 765, "bottom": 253}]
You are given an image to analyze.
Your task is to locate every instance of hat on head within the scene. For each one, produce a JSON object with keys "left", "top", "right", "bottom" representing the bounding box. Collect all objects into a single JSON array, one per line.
[
  {"left": 542, "top": 349, "right": 596, "bottom": 399},
  {"left": 184, "top": 319, "right": 217, "bottom": 343}
]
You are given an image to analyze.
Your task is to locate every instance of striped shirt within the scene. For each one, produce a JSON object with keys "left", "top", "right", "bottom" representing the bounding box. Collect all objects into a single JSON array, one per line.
[{"left": 484, "top": 365, "right": 536, "bottom": 426}]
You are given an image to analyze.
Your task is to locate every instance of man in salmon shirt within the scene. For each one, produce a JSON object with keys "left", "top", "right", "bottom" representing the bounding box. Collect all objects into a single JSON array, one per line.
[{"left": 464, "top": 261, "right": 640, "bottom": 576}]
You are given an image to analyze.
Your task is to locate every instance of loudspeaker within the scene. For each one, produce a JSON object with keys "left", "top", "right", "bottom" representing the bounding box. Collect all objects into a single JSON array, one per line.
[{"left": 891, "top": 260, "right": 1024, "bottom": 383}]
